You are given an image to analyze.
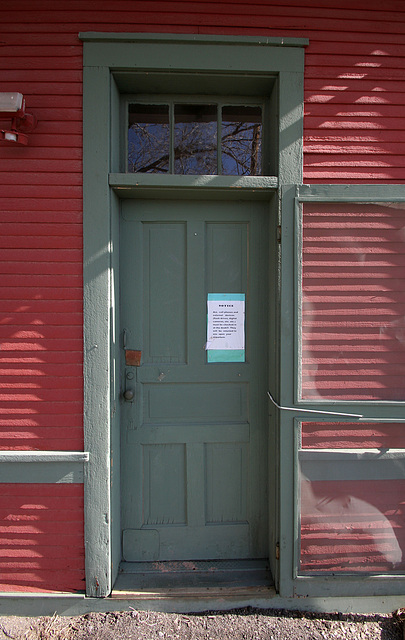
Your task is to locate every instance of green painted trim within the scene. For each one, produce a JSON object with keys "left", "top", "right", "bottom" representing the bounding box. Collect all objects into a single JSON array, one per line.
[
  {"left": 0, "top": 451, "right": 88, "bottom": 462},
  {"left": 293, "top": 576, "right": 405, "bottom": 598},
  {"left": 0, "top": 452, "right": 89, "bottom": 483},
  {"left": 295, "top": 184, "right": 405, "bottom": 409},
  {"left": 286, "top": 184, "right": 405, "bottom": 597},
  {"left": 300, "top": 448, "right": 405, "bottom": 460},
  {"left": 83, "top": 64, "right": 113, "bottom": 598},
  {"left": 110, "top": 190, "right": 122, "bottom": 592},
  {"left": 279, "top": 405, "right": 405, "bottom": 418},
  {"left": 294, "top": 191, "right": 303, "bottom": 405},
  {"left": 278, "top": 76, "right": 304, "bottom": 185},
  {"left": 109, "top": 174, "right": 278, "bottom": 192},
  {"left": 300, "top": 449, "right": 405, "bottom": 481},
  {"left": 80, "top": 33, "right": 306, "bottom": 74},
  {"left": 0, "top": 462, "right": 86, "bottom": 484},
  {"left": 278, "top": 186, "right": 297, "bottom": 598},
  {"left": 0, "top": 592, "right": 404, "bottom": 617},
  {"left": 298, "top": 183, "right": 405, "bottom": 201},
  {"left": 278, "top": 184, "right": 405, "bottom": 596},
  {"left": 79, "top": 33, "right": 309, "bottom": 48},
  {"left": 82, "top": 33, "right": 306, "bottom": 600},
  {"left": 292, "top": 418, "right": 301, "bottom": 582},
  {"left": 84, "top": 44, "right": 304, "bottom": 74}
]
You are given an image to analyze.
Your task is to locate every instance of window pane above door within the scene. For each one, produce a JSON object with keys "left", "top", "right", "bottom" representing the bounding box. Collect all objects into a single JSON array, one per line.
[
  {"left": 127, "top": 101, "right": 263, "bottom": 176},
  {"left": 128, "top": 104, "right": 170, "bottom": 173},
  {"left": 174, "top": 104, "right": 217, "bottom": 175},
  {"left": 222, "top": 106, "right": 262, "bottom": 176}
]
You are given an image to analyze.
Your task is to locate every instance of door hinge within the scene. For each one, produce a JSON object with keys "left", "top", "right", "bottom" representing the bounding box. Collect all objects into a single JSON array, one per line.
[
  {"left": 276, "top": 542, "right": 280, "bottom": 560},
  {"left": 276, "top": 225, "right": 281, "bottom": 244}
]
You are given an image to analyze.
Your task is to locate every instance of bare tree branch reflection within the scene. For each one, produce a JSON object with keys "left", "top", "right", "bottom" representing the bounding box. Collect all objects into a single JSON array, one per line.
[{"left": 128, "top": 105, "right": 262, "bottom": 176}]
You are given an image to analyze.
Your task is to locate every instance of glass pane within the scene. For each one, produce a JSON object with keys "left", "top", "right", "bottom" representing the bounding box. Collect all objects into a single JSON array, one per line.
[
  {"left": 222, "top": 106, "right": 262, "bottom": 176},
  {"left": 299, "top": 421, "right": 405, "bottom": 575},
  {"left": 300, "top": 475, "right": 405, "bottom": 573},
  {"left": 128, "top": 104, "right": 169, "bottom": 173},
  {"left": 302, "top": 421, "right": 405, "bottom": 449},
  {"left": 174, "top": 104, "right": 217, "bottom": 175},
  {"left": 301, "top": 202, "right": 405, "bottom": 401}
]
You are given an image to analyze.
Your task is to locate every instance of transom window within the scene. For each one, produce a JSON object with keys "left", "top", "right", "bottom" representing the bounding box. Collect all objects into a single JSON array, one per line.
[{"left": 127, "top": 98, "right": 263, "bottom": 176}]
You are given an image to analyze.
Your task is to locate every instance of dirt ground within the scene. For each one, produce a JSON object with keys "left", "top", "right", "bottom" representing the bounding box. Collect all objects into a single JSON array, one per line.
[{"left": 0, "top": 608, "right": 403, "bottom": 640}]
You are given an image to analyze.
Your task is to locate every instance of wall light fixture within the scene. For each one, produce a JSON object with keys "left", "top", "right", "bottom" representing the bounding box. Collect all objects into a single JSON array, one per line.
[{"left": 0, "top": 92, "right": 37, "bottom": 145}]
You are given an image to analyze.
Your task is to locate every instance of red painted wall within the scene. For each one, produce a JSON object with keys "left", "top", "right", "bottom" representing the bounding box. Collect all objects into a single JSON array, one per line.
[
  {"left": 0, "top": 484, "right": 84, "bottom": 592},
  {"left": 301, "top": 422, "right": 405, "bottom": 573},
  {"left": 301, "top": 479, "right": 405, "bottom": 573},
  {"left": 301, "top": 201, "right": 405, "bottom": 401},
  {"left": 302, "top": 421, "right": 405, "bottom": 449},
  {"left": 0, "top": 0, "right": 404, "bottom": 592}
]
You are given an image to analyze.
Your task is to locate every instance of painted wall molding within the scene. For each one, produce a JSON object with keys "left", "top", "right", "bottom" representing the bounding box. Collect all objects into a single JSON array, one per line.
[{"left": 0, "top": 451, "right": 89, "bottom": 483}]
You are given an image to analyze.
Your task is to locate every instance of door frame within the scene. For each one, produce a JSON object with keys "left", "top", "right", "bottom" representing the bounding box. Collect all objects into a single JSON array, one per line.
[{"left": 81, "top": 33, "right": 306, "bottom": 597}]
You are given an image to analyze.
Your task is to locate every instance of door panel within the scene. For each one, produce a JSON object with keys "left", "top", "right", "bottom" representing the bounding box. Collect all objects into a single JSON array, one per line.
[
  {"left": 120, "top": 199, "right": 269, "bottom": 562},
  {"left": 143, "top": 222, "right": 187, "bottom": 364}
]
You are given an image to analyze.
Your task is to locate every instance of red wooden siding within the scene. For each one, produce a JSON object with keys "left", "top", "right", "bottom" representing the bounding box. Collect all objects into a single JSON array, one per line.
[
  {"left": 0, "top": 208, "right": 83, "bottom": 451},
  {"left": 301, "top": 479, "right": 405, "bottom": 573},
  {"left": 0, "top": 484, "right": 84, "bottom": 592},
  {"left": 0, "top": 0, "right": 83, "bottom": 454},
  {"left": 302, "top": 421, "right": 405, "bottom": 450},
  {"left": 2, "top": 2, "right": 405, "bottom": 181},
  {"left": 301, "top": 202, "right": 405, "bottom": 401},
  {"left": 0, "top": 0, "right": 405, "bottom": 593},
  {"left": 301, "top": 422, "right": 405, "bottom": 572}
]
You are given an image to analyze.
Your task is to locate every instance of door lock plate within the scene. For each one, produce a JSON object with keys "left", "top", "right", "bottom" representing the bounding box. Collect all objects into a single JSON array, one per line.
[{"left": 125, "top": 349, "right": 142, "bottom": 366}]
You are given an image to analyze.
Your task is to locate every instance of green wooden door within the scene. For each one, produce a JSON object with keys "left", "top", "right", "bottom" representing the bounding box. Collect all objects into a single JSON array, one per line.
[{"left": 120, "top": 199, "right": 269, "bottom": 562}]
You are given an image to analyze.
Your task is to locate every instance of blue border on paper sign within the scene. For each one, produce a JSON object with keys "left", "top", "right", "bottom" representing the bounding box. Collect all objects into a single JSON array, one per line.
[{"left": 208, "top": 293, "right": 245, "bottom": 302}]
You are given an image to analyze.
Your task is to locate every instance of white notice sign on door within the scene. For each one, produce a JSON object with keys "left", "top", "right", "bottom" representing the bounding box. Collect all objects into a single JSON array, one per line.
[{"left": 206, "top": 293, "right": 245, "bottom": 363}]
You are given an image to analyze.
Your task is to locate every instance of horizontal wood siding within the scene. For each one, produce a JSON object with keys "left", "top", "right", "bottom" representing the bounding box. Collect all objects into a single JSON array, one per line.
[
  {"left": 0, "top": 484, "right": 84, "bottom": 592},
  {"left": 1, "top": 0, "right": 404, "bottom": 592},
  {"left": 301, "top": 479, "right": 405, "bottom": 573},
  {"left": 301, "top": 202, "right": 405, "bottom": 401},
  {"left": 0, "top": 207, "right": 83, "bottom": 452},
  {"left": 2, "top": 1, "right": 405, "bottom": 182},
  {"left": 302, "top": 421, "right": 405, "bottom": 449}
]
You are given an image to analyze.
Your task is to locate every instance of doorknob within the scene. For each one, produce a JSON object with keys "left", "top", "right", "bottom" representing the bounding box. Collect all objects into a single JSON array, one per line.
[
  {"left": 123, "top": 368, "right": 135, "bottom": 402},
  {"left": 123, "top": 389, "right": 134, "bottom": 402}
]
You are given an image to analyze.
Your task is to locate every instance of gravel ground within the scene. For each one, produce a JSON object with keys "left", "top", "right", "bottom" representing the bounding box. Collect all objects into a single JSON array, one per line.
[{"left": 0, "top": 608, "right": 403, "bottom": 640}]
